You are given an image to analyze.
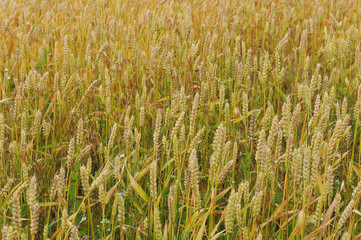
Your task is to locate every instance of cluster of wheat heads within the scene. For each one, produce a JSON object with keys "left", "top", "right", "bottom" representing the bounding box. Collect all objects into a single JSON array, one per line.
[{"left": 1, "top": 0, "right": 361, "bottom": 239}]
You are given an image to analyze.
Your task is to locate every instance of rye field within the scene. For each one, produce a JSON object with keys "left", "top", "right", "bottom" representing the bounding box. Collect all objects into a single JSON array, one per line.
[{"left": 1, "top": 0, "right": 361, "bottom": 239}]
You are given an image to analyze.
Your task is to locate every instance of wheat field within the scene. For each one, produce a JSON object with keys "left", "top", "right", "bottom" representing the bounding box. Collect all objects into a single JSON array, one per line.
[{"left": 1, "top": 0, "right": 361, "bottom": 239}]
